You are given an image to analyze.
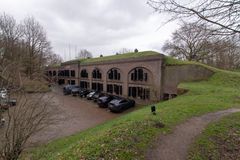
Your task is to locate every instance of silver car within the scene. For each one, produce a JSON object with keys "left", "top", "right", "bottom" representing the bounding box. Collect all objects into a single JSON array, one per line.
[{"left": 0, "top": 88, "right": 7, "bottom": 99}]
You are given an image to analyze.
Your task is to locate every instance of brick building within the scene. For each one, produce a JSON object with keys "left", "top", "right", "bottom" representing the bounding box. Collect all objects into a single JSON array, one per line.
[{"left": 46, "top": 51, "right": 213, "bottom": 104}]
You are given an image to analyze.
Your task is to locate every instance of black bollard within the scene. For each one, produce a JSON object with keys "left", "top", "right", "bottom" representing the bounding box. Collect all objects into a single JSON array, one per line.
[{"left": 151, "top": 105, "right": 156, "bottom": 115}]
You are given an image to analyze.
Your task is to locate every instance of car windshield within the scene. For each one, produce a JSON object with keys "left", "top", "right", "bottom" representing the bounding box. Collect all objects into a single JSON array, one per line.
[
  {"left": 100, "top": 96, "right": 108, "bottom": 100},
  {"left": 111, "top": 99, "right": 121, "bottom": 104}
]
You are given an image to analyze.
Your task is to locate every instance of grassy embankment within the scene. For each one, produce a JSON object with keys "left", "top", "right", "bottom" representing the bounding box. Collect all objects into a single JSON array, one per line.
[
  {"left": 25, "top": 56, "right": 240, "bottom": 160},
  {"left": 188, "top": 112, "right": 240, "bottom": 160}
]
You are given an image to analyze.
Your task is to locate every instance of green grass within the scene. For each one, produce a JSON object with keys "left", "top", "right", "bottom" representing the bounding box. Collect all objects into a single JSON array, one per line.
[
  {"left": 163, "top": 56, "right": 225, "bottom": 72},
  {"left": 62, "top": 51, "right": 161, "bottom": 65},
  {"left": 188, "top": 112, "right": 240, "bottom": 160},
  {"left": 233, "top": 68, "right": 240, "bottom": 72},
  {"left": 163, "top": 56, "right": 194, "bottom": 66},
  {"left": 24, "top": 63, "right": 240, "bottom": 160}
]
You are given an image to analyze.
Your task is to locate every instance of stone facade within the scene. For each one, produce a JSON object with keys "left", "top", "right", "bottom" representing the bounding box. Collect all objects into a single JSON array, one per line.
[
  {"left": 46, "top": 53, "right": 214, "bottom": 104},
  {"left": 47, "top": 54, "right": 164, "bottom": 104}
]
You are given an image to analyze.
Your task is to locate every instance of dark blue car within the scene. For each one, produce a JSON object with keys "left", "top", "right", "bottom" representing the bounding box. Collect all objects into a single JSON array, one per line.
[
  {"left": 79, "top": 89, "right": 91, "bottom": 98},
  {"left": 108, "top": 98, "right": 135, "bottom": 113},
  {"left": 97, "top": 95, "right": 118, "bottom": 108},
  {"left": 63, "top": 85, "right": 79, "bottom": 95},
  {"left": 71, "top": 87, "right": 82, "bottom": 96}
]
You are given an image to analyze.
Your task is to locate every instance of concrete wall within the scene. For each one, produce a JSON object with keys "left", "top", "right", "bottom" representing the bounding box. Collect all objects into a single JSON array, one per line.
[{"left": 162, "top": 64, "right": 214, "bottom": 95}]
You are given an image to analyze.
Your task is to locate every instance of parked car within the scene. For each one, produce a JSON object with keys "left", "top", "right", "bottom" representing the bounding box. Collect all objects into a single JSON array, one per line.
[
  {"left": 0, "top": 97, "right": 17, "bottom": 110},
  {"left": 0, "top": 88, "right": 7, "bottom": 99},
  {"left": 108, "top": 98, "right": 135, "bottom": 113},
  {"left": 8, "top": 99, "right": 17, "bottom": 106},
  {"left": 63, "top": 85, "right": 73, "bottom": 95},
  {"left": 92, "top": 92, "right": 105, "bottom": 102},
  {"left": 79, "top": 89, "right": 91, "bottom": 98},
  {"left": 97, "top": 95, "right": 118, "bottom": 108},
  {"left": 63, "top": 85, "right": 79, "bottom": 95},
  {"left": 0, "top": 117, "right": 5, "bottom": 127},
  {"left": 71, "top": 87, "right": 82, "bottom": 96},
  {"left": 86, "top": 91, "right": 98, "bottom": 100}
]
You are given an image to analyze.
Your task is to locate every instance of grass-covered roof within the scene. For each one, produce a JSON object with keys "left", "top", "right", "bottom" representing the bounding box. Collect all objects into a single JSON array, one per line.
[{"left": 61, "top": 51, "right": 161, "bottom": 65}]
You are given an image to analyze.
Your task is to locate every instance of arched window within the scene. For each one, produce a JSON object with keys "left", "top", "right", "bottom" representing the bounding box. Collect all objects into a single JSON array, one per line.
[
  {"left": 81, "top": 69, "right": 88, "bottom": 78},
  {"left": 108, "top": 68, "right": 121, "bottom": 80},
  {"left": 92, "top": 68, "right": 102, "bottom": 79},
  {"left": 130, "top": 67, "right": 148, "bottom": 82}
]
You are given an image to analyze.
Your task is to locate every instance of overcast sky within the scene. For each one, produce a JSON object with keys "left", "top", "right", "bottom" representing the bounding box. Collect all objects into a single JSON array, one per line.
[{"left": 0, "top": 0, "right": 179, "bottom": 61}]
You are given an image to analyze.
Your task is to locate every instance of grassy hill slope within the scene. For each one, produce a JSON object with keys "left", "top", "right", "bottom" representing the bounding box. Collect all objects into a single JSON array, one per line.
[{"left": 25, "top": 60, "right": 240, "bottom": 160}]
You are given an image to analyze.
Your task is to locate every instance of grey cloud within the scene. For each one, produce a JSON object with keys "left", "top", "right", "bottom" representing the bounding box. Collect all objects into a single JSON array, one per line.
[{"left": 0, "top": 0, "right": 178, "bottom": 60}]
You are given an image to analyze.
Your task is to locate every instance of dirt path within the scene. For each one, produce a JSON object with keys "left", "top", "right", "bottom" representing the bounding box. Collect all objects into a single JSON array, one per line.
[{"left": 146, "top": 108, "right": 240, "bottom": 160}]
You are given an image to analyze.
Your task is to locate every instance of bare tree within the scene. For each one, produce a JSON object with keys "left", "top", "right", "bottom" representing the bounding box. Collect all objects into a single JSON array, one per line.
[
  {"left": 148, "top": 0, "right": 240, "bottom": 35},
  {"left": 206, "top": 36, "right": 240, "bottom": 69},
  {"left": 226, "top": 36, "right": 240, "bottom": 69},
  {"left": 46, "top": 53, "right": 62, "bottom": 66},
  {"left": 163, "top": 22, "right": 240, "bottom": 69},
  {"left": 0, "top": 13, "right": 57, "bottom": 160},
  {"left": 0, "top": 57, "right": 57, "bottom": 160},
  {"left": 21, "top": 16, "right": 52, "bottom": 79},
  {"left": 163, "top": 22, "right": 212, "bottom": 61},
  {"left": 0, "top": 93, "right": 56, "bottom": 160},
  {"left": 0, "top": 13, "right": 22, "bottom": 61},
  {"left": 76, "top": 49, "right": 93, "bottom": 59},
  {"left": 0, "top": 13, "right": 54, "bottom": 80}
]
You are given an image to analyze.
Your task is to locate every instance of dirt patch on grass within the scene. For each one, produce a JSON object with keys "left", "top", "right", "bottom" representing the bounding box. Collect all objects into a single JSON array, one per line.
[
  {"left": 177, "top": 88, "right": 189, "bottom": 95},
  {"left": 215, "top": 129, "right": 240, "bottom": 160},
  {"left": 154, "top": 122, "right": 165, "bottom": 129}
]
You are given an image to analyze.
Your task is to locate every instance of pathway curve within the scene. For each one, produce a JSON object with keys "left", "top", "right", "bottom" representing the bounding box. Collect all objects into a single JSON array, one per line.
[{"left": 146, "top": 108, "right": 240, "bottom": 160}]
